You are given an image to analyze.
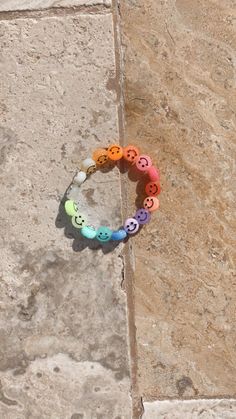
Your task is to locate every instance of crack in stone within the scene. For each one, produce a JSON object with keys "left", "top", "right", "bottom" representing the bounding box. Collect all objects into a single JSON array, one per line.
[{"left": 0, "top": 4, "right": 111, "bottom": 20}]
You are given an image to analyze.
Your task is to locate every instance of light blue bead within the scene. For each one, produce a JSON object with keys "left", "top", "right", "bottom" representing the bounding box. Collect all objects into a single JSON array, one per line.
[
  {"left": 81, "top": 225, "right": 97, "bottom": 239},
  {"left": 111, "top": 229, "right": 127, "bottom": 241},
  {"left": 96, "top": 226, "right": 112, "bottom": 243}
]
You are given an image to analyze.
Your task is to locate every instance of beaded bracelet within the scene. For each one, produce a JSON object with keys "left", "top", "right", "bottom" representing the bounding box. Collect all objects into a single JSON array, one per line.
[{"left": 64, "top": 144, "right": 161, "bottom": 243}]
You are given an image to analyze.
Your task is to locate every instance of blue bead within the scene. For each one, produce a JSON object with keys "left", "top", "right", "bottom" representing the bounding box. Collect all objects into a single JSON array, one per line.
[{"left": 111, "top": 229, "right": 127, "bottom": 241}]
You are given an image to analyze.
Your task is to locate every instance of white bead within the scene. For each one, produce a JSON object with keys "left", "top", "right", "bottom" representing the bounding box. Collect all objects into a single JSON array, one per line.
[
  {"left": 66, "top": 184, "right": 80, "bottom": 200},
  {"left": 73, "top": 171, "right": 86, "bottom": 185},
  {"left": 81, "top": 158, "right": 96, "bottom": 175}
]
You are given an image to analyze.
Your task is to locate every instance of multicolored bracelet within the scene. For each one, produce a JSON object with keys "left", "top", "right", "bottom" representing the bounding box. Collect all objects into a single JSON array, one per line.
[{"left": 64, "top": 144, "right": 161, "bottom": 243}]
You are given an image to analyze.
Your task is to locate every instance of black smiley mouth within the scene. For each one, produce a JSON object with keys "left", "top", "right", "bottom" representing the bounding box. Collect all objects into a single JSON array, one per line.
[
  {"left": 139, "top": 157, "right": 149, "bottom": 167},
  {"left": 128, "top": 224, "right": 137, "bottom": 232},
  {"left": 127, "top": 150, "right": 137, "bottom": 159},
  {"left": 99, "top": 234, "right": 109, "bottom": 241},
  {"left": 145, "top": 199, "right": 154, "bottom": 209},
  {"left": 74, "top": 216, "right": 85, "bottom": 226},
  {"left": 150, "top": 184, "right": 158, "bottom": 194},
  {"left": 138, "top": 214, "right": 148, "bottom": 222}
]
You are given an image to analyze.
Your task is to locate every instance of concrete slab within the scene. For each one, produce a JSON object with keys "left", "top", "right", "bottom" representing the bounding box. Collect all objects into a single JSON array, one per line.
[
  {"left": 121, "top": 0, "right": 236, "bottom": 402},
  {"left": 0, "top": 0, "right": 111, "bottom": 11},
  {"left": 143, "top": 399, "right": 236, "bottom": 419},
  {"left": 0, "top": 12, "right": 131, "bottom": 419}
]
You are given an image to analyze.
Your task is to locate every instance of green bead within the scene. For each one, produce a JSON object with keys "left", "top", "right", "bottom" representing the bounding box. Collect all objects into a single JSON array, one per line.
[
  {"left": 64, "top": 200, "right": 78, "bottom": 216},
  {"left": 81, "top": 225, "right": 97, "bottom": 239},
  {"left": 96, "top": 226, "right": 112, "bottom": 243},
  {"left": 71, "top": 213, "right": 87, "bottom": 229}
]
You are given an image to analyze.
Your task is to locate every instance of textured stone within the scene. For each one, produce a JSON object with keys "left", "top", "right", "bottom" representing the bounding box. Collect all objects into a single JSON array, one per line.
[
  {"left": 121, "top": 0, "right": 236, "bottom": 401},
  {"left": 143, "top": 399, "right": 236, "bottom": 419},
  {"left": 0, "top": 0, "right": 111, "bottom": 11},
  {"left": 0, "top": 13, "right": 131, "bottom": 418}
]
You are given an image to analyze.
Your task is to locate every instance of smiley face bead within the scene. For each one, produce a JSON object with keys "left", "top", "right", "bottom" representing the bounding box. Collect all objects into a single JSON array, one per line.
[
  {"left": 81, "top": 158, "right": 96, "bottom": 175},
  {"left": 96, "top": 226, "right": 112, "bottom": 242},
  {"left": 123, "top": 145, "right": 140, "bottom": 163},
  {"left": 124, "top": 218, "right": 139, "bottom": 235},
  {"left": 93, "top": 148, "right": 108, "bottom": 166},
  {"left": 64, "top": 200, "right": 78, "bottom": 216},
  {"left": 72, "top": 213, "right": 87, "bottom": 229},
  {"left": 135, "top": 208, "right": 151, "bottom": 225},
  {"left": 143, "top": 196, "right": 159, "bottom": 212},
  {"left": 136, "top": 155, "right": 152, "bottom": 171},
  {"left": 145, "top": 181, "right": 161, "bottom": 197},
  {"left": 107, "top": 144, "right": 123, "bottom": 161}
]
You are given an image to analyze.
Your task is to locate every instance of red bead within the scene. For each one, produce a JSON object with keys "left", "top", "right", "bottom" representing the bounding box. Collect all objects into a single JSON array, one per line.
[
  {"left": 145, "top": 181, "right": 161, "bottom": 197},
  {"left": 148, "top": 166, "right": 160, "bottom": 182}
]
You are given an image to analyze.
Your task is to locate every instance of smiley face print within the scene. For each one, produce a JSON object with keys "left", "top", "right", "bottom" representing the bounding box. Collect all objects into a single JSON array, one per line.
[
  {"left": 145, "top": 181, "right": 161, "bottom": 197},
  {"left": 124, "top": 218, "right": 139, "bottom": 235},
  {"left": 135, "top": 208, "right": 151, "bottom": 225},
  {"left": 123, "top": 145, "right": 140, "bottom": 163},
  {"left": 71, "top": 213, "right": 87, "bottom": 229},
  {"left": 92, "top": 148, "right": 108, "bottom": 166},
  {"left": 96, "top": 226, "right": 112, "bottom": 242},
  {"left": 81, "top": 158, "right": 96, "bottom": 175},
  {"left": 143, "top": 197, "right": 159, "bottom": 212},
  {"left": 136, "top": 155, "right": 152, "bottom": 172},
  {"left": 107, "top": 144, "right": 123, "bottom": 161}
]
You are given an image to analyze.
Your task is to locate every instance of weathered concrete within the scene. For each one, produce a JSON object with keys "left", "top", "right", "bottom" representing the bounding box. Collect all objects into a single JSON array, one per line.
[
  {"left": 121, "top": 0, "right": 236, "bottom": 404},
  {"left": 143, "top": 399, "right": 236, "bottom": 419},
  {"left": 0, "top": 12, "right": 131, "bottom": 418},
  {"left": 0, "top": 0, "right": 111, "bottom": 11}
]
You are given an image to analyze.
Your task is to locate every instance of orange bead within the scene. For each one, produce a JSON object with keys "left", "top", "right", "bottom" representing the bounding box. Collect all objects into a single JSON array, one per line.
[
  {"left": 123, "top": 145, "right": 140, "bottom": 163},
  {"left": 145, "top": 181, "right": 161, "bottom": 197},
  {"left": 92, "top": 148, "right": 108, "bottom": 166},
  {"left": 143, "top": 196, "right": 159, "bottom": 212},
  {"left": 107, "top": 144, "right": 123, "bottom": 161}
]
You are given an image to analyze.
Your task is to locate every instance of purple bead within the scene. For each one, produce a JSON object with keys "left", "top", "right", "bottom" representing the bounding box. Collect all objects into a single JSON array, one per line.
[{"left": 135, "top": 208, "right": 151, "bottom": 225}]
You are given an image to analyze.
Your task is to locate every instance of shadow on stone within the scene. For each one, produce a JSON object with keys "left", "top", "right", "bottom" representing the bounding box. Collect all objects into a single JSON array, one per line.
[
  {"left": 55, "top": 161, "right": 146, "bottom": 253},
  {"left": 55, "top": 190, "right": 123, "bottom": 254}
]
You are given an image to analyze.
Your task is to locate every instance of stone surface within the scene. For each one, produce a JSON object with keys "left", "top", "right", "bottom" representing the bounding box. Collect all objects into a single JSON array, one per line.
[
  {"left": 143, "top": 399, "right": 236, "bottom": 419},
  {"left": 0, "top": 12, "right": 131, "bottom": 418},
  {"left": 121, "top": 0, "right": 236, "bottom": 402},
  {"left": 0, "top": 0, "right": 111, "bottom": 11}
]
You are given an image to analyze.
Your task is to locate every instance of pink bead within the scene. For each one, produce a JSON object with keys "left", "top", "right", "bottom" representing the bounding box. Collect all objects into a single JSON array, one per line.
[
  {"left": 143, "top": 196, "right": 160, "bottom": 212},
  {"left": 135, "top": 155, "right": 152, "bottom": 172},
  {"left": 148, "top": 166, "right": 160, "bottom": 182}
]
